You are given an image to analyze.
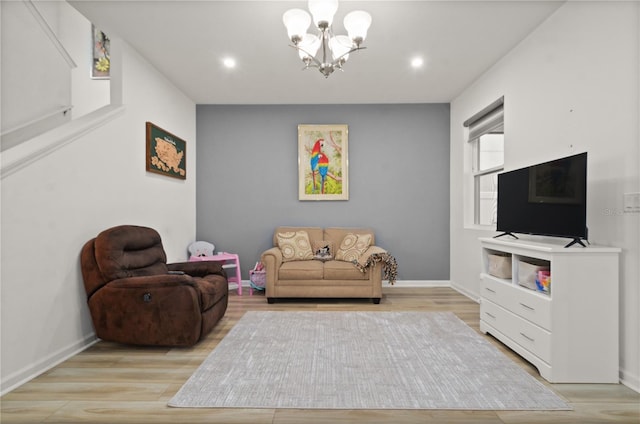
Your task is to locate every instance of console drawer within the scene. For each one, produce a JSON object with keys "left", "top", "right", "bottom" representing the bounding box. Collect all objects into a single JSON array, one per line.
[
  {"left": 512, "top": 290, "right": 552, "bottom": 331},
  {"left": 482, "top": 276, "right": 551, "bottom": 331},
  {"left": 481, "top": 299, "right": 551, "bottom": 363},
  {"left": 481, "top": 276, "right": 513, "bottom": 305}
]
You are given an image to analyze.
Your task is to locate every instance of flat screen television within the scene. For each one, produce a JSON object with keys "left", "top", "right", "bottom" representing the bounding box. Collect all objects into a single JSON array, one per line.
[{"left": 496, "top": 152, "right": 588, "bottom": 247}]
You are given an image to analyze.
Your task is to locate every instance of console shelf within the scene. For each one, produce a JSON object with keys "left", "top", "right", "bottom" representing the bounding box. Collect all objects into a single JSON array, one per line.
[{"left": 479, "top": 237, "right": 620, "bottom": 383}]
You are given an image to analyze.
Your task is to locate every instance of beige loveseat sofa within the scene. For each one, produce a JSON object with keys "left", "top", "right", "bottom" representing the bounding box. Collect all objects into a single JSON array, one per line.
[{"left": 261, "top": 227, "right": 384, "bottom": 304}]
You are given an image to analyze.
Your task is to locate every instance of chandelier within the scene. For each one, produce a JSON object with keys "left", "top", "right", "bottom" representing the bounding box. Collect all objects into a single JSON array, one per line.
[{"left": 282, "top": 0, "right": 372, "bottom": 78}]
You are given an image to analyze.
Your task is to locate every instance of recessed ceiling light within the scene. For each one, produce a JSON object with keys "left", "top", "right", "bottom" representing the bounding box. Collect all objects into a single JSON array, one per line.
[
  {"left": 222, "top": 57, "right": 236, "bottom": 69},
  {"left": 411, "top": 57, "right": 424, "bottom": 68}
]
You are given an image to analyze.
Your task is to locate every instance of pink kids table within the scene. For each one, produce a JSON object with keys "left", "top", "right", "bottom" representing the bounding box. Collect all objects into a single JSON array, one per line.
[{"left": 188, "top": 252, "right": 245, "bottom": 295}]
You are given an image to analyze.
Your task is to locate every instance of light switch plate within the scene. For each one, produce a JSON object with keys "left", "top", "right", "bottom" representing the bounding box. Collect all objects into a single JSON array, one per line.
[{"left": 624, "top": 192, "right": 640, "bottom": 212}]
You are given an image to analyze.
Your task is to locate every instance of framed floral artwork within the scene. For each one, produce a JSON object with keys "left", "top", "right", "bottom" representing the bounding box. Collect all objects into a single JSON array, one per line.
[
  {"left": 91, "top": 25, "right": 110, "bottom": 79},
  {"left": 145, "top": 122, "right": 187, "bottom": 179},
  {"left": 298, "top": 124, "right": 349, "bottom": 200}
]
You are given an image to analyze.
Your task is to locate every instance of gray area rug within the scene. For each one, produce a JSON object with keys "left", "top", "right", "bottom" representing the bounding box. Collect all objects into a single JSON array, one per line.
[{"left": 169, "top": 311, "right": 570, "bottom": 410}]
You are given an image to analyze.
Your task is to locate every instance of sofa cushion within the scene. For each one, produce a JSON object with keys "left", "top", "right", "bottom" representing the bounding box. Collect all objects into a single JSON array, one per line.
[
  {"left": 279, "top": 260, "right": 323, "bottom": 280},
  {"left": 276, "top": 231, "right": 314, "bottom": 262},
  {"left": 335, "top": 233, "right": 372, "bottom": 262},
  {"left": 324, "top": 228, "right": 375, "bottom": 245},
  {"left": 323, "top": 260, "right": 369, "bottom": 280}
]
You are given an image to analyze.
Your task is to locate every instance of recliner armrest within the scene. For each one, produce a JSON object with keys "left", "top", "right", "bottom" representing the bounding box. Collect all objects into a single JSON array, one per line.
[
  {"left": 107, "top": 274, "right": 198, "bottom": 289},
  {"left": 168, "top": 261, "right": 226, "bottom": 278}
]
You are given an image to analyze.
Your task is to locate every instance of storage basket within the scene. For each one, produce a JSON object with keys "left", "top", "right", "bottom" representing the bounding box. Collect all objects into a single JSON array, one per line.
[
  {"left": 487, "top": 253, "right": 512, "bottom": 279},
  {"left": 249, "top": 270, "right": 266, "bottom": 290},
  {"left": 518, "top": 259, "right": 550, "bottom": 290}
]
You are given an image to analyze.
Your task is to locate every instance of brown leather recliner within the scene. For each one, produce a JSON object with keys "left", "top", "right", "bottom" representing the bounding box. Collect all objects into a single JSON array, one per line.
[{"left": 80, "top": 225, "right": 228, "bottom": 346}]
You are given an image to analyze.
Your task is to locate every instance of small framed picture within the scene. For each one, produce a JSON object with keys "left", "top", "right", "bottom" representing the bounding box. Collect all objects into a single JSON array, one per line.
[
  {"left": 145, "top": 122, "right": 187, "bottom": 179},
  {"left": 91, "top": 25, "right": 110, "bottom": 79}
]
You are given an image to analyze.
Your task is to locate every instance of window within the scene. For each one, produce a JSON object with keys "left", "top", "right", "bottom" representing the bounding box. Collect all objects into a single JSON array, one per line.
[{"left": 464, "top": 97, "right": 504, "bottom": 226}]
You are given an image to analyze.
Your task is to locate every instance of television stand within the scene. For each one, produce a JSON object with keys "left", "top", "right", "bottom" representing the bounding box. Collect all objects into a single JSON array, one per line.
[
  {"left": 494, "top": 232, "right": 518, "bottom": 240},
  {"left": 479, "top": 237, "right": 620, "bottom": 382}
]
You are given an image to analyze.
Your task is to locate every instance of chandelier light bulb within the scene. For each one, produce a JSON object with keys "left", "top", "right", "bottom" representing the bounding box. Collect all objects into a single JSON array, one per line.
[
  {"left": 329, "top": 35, "right": 352, "bottom": 62},
  {"left": 298, "top": 33, "right": 321, "bottom": 60},
  {"left": 308, "top": 0, "right": 339, "bottom": 28},
  {"left": 283, "top": 8, "right": 311, "bottom": 43},
  {"left": 343, "top": 10, "right": 372, "bottom": 46}
]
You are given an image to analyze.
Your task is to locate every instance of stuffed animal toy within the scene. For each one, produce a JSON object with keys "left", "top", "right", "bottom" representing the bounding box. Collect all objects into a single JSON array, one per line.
[
  {"left": 315, "top": 244, "right": 331, "bottom": 258},
  {"left": 188, "top": 241, "right": 215, "bottom": 257}
]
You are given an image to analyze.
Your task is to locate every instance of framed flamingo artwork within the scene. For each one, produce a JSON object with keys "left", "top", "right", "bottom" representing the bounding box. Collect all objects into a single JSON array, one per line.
[{"left": 297, "top": 124, "right": 349, "bottom": 201}]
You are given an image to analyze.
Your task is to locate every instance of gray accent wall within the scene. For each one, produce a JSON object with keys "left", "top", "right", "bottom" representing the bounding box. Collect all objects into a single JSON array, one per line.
[{"left": 196, "top": 104, "right": 450, "bottom": 281}]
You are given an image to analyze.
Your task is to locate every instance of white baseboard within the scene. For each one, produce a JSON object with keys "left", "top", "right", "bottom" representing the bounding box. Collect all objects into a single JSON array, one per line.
[
  {"left": 384, "top": 280, "right": 450, "bottom": 288},
  {"left": 236, "top": 280, "right": 452, "bottom": 288},
  {"left": 450, "top": 282, "right": 481, "bottom": 303},
  {"left": 620, "top": 368, "right": 640, "bottom": 393},
  {"left": 1, "top": 333, "right": 98, "bottom": 396}
]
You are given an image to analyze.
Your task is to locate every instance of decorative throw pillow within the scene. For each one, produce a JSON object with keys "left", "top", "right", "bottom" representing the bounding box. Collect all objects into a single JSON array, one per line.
[
  {"left": 312, "top": 240, "right": 335, "bottom": 260},
  {"left": 335, "top": 233, "right": 372, "bottom": 262},
  {"left": 276, "top": 231, "right": 314, "bottom": 262}
]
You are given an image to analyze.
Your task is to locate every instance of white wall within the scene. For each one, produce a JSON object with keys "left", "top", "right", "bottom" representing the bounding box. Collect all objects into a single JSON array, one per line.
[
  {"left": 450, "top": 1, "right": 639, "bottom": 390},
  {"left": 0, "top": 37, "right": 197, "bottom": 394}
]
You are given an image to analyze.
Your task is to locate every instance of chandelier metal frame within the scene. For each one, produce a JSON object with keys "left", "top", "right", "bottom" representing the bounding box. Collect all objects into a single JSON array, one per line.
[{"left": 283, "top": 1, "right": 372, "bottom": 78}]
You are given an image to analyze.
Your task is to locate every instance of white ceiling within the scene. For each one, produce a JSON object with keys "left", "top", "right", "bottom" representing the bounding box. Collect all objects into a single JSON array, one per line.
[{"left": 68, "top": 0, "right": 565, "bottom": 104}]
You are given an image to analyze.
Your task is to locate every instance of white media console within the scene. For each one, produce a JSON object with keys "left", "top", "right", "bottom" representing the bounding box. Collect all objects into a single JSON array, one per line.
[{"left": 479, "top": 237, "right": 620, "bottom": 383}]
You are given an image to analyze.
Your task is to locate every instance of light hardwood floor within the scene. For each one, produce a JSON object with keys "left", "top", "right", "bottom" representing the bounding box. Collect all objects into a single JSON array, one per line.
[{"left": 2, "top": 287, "right": 639, "bottom": 423}]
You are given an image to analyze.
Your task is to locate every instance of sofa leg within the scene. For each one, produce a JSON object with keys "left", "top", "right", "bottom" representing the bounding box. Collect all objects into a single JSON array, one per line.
[
  {"left": 372, "top": 298, "right": 381, "bottom": 304},
  {"left": 267, "top": 298, "right": 276, "bottom": 304}
]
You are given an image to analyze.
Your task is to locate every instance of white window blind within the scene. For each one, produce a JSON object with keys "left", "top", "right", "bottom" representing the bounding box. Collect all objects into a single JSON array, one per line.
[{"left": 464, "top": 97, "right": 504, "bottom": 140}]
